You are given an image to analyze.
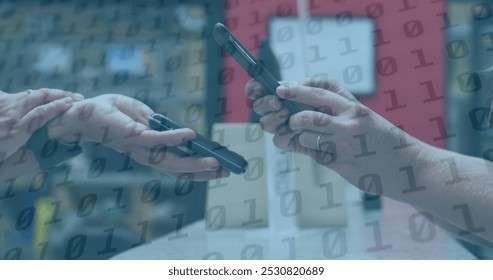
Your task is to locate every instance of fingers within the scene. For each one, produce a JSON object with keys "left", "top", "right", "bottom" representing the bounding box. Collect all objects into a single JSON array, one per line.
[
  {"left": 22, "top": 88, "right": 83, "bottom": 115},
  {"left": 19, "top": 97, "right": 74, "bottom": 134},
  {"left": 252, "top": 95, "right": 282, "bottom": 115},
  {"left": 247, "top": 79, "right": 284, "bottom": 119},
  {"left": 301, "top": 77, "right": 356, "bottom": 101},
  {"left": 142, "top": 146, "right": 223, "bottom": 173},
  {"left": 245, "top": 79, "right": 266, "bottom": 100},
  {"left": 120, "top": 119, "right": 196, "bottom": 147},
  {"left": 170, "top": 169, "right": 230, "bottom": 181},
  {"left": 259, "top": 108, "right": 289, "bottom": 133},
  {"left": 128, "top": 126, "right": 231, "bottom": 180},
  {"left": 114, "top": 119, "right": 222, "bottom": 174},
  {"left": 298, "top": 131, "right": 323, "bottom": 151},
  {"left": 277, "top": 84, "right": 351, "bottom": 115},
  {"left": 135, "top": 128, "right": 196, "bottom": 148},
  {"left": 288, "top": 110, "right": 341, "bottom": 134},
  {"left": 272, "top": 126, "right": 317, "bottom": 159},
  {"left": 272, "top": 125, "right": 298, "bottom": 151},
  {"left": 116, "top": 144, "right": 230, "bottom": 181},
  {"left": 298, "top": 131, "right": 337, "bottom": 154},
  {"left": 123, "top": 136, "right": 231, "bottom": 180},
  {"left": 274, "top": 128, "right": 338, "bottom": 166},
  {"left": 162, "top": 154, "right": 222, "bottom": 173}
]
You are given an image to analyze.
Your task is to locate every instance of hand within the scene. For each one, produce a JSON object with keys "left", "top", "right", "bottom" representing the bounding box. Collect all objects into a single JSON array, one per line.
[
  {"left": 48, "top": 94, "right": 230, "bottom": 181},
  {"left": 0, "top": 88, "right": 83, "bottom": 162},
  {"left": 246, "top": 78, "right": 425, "bottom": 199}
]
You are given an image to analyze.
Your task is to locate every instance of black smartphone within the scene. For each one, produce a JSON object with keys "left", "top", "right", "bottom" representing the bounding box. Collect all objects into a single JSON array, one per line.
[
  {"left": 213, "top": 22, "right": 304, "bottom": 115},
  {"left": 148, "top": 113, "right": 248, "bottom": 175}
]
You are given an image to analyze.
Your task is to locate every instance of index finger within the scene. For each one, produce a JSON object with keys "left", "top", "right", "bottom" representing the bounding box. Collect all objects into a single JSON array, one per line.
[
  {"left": 245, "top": 79, "right": 266, "bottom": 100},
  {"left": 171, "top": 169, "right": 230, "bottom": 181},
  {"left": 137, "top": 128, "right": 196, "bottom": 148},
  {"left": 22, "top": 88, "right": 81, "bottom": 114},
  {"left": 301, "top": 78, "right": 357, "bottom": 101},
  {"left": 276, "top": 84, "right": 351, "bottom": 115}
]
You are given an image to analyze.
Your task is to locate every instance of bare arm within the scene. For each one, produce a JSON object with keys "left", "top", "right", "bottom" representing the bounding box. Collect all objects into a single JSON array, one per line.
[
  {"left": 246, "top": 78, "right": 493, "bottom": 245},
  {"left": 0, "top": 88, "right": 81, "bottom": 184},
  {"left": 1, "top": 93, "right": 229, "bottom": 185},
  {"left": 406, "top": 143, "right": 493, "bottom": 244}
]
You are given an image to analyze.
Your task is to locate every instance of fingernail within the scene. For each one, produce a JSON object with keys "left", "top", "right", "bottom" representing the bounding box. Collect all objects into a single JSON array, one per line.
[
  {"left": 277, "top": 85, "right": 291, "bottom": 98},
  {"left": 207, "top": 165, "right": 221, "bottom": 171},
  {"left": 182, "top": 134, "right": 196, "bottom": 142},
  {"left": 279, "top": 109, "right": 290, "bottom": 120},
  {"left": 253, "top": 85, "right": 264, "bottom": 97},
  {"left": 62, "top": 97, "right": 73, "bottom": 104},
  {"left": 290, "top": 125, "right": 301, "bottom": 133},
  {"left": 74, "top": 93, "right": 84, "bottom": 101},
  {"left": 269, "top": 98, "right": 281, "bottom": 110}
]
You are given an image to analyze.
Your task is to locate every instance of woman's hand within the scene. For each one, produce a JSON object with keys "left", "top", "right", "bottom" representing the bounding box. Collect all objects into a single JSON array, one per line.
[
  {"left": 0, "top": 89, "right": 83, "bottom": 162},
  {"left": 246, "top": 78, "right": 425, "bottom": 199},
  {"left": 48, "top": 94, "right": 230, "bottom": 181},
  {"left": 248, "top": 78, "right": 493, "bottom": 245}
]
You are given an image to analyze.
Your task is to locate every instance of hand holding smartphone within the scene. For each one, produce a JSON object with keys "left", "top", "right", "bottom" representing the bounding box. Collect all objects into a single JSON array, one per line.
[
  {"left": 149, "top": 113, "right": 248, "bottom": 175},
  {"left": 213, "top": 23, "right": 304, "bottom": 115},
  {"left": 148, "top": 23, "right": 305, "bottom": 175}
]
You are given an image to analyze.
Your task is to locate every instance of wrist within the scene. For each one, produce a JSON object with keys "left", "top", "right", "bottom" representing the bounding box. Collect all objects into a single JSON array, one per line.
[
  {"left": 46, "top": 102, "right": 84, "bottom": 144},
  {"left": 390, "top": 140, "right": 437, "bottom": 204}
]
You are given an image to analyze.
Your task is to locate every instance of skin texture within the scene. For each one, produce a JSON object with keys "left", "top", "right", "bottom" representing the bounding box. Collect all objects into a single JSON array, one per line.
[
  {"left": 246, "top": 77, "right": 493, "bottom": 246},
  {"left": 0, "top": 88, "right": 83, "bottom": 161},
  {"left": 47, "top": 94, "right": 230, "bottom": 181},
  {"left": 1, "top": 93, "right": 229, "bottom": 183}
]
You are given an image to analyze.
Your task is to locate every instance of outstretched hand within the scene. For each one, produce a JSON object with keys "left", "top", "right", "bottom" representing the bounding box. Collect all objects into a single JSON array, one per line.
[{"left": 48, "top": 94, "right": 230, "bottom": 181}]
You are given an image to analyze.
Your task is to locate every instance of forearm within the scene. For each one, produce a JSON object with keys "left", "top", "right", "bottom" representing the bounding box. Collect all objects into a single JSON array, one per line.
[
  {"left": 396, "top": 143, "right": 493, "bottom": 243},
  {"left": 417, "top": 209, "right": 493, "bottom": 248}
]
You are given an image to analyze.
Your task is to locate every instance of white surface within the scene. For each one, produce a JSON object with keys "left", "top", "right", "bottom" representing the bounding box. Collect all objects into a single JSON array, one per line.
[
  {"left": 269, "top": 17, "right": 375, "bottom": 95},
  {"left": 113, "top": 186, "right": 476, "bottom": 260}
]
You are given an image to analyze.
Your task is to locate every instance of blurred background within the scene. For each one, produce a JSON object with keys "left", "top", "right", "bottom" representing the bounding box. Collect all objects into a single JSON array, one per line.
[
  {"left": 0, "top": 0, "right": 492, "bottom": 259},
  {"left": 0, "top": 0, "right": 225, "bottom": 260}
]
